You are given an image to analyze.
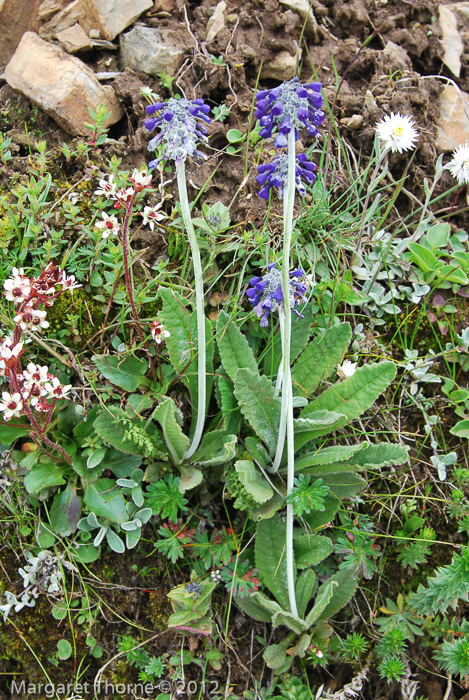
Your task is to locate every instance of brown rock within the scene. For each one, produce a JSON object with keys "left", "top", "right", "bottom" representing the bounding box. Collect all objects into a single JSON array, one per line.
[
  {"left": 0, "top": 0, "right": 42, "bottom": 64},
  {"left": 436, "top": 85, "right": 469, "bottom": 151},
  {"left": 38, "top": 0, "right": 85, "bottom": 40},
  {"left": 81, "top": 0, "right": 153, "bottom": 41},
  {"left": 439, "top": 5, "right": 463, "bottom": 77},
  {"left": 4, "top": 32, "right": 123, "bottom": 136},
  {"left": 56, "top": 23, "right": 92, "bottom": 52}
]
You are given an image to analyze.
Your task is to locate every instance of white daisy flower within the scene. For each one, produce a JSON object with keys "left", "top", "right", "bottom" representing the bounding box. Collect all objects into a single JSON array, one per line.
[
  {"left": 446, "top": 143, "right": 469, "bottom": 184},
  {"left": 375, "top": 112, "right": 418, "bottom": 154},
  {"left": 142, "top": 205, "right": 165, "bottom": 231},
  {"left": 337, "top": 359, "right": 357, "bottom": 380},
  {"left": 0, "top": 392, "right": 23, "bottom": 420}
]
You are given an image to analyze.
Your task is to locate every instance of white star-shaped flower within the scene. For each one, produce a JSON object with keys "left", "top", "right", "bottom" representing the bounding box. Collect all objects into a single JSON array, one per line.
[{"left": 375, "top": 112, "right": 418, "bottom": 154}]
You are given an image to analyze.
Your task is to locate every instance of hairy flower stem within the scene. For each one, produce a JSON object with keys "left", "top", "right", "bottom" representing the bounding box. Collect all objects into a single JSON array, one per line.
[
  {"left": 177, "top": 164, "right": 206, "bottom": 459},
  {"left": 279, "top": 129, "right": 299, "bottom": 618},
  {"left": 355, "top": 146, "right": 390, "bottom": 253},
  {"left": 121, "top": 195, "right": 147, "bottom": 346}
]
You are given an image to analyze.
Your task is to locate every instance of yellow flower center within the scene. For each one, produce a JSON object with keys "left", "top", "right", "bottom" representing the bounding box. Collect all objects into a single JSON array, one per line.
[{"left": 393, "top": 126, "right": 405, "bottom": 137}]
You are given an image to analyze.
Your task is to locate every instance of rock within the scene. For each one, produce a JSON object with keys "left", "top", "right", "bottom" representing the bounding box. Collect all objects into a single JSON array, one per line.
[
  {"left": 436, "top": 85, "right": 469, "bottom": 151},
  {"left": 38, "top": 0, "right": 85, "bottom": 40},
  {"left": 4, "top": 32, "right": 123, "bottom": 135},
  {"left": 56, "top": 23, "right": 92, "bottom": 53},
  {"left": 0, "top": 0, "right": 42, "bottom": 64},
  {"left": 206, "top": 0, "right": 226, "bottom": 43},
  {"left": 260, "top": 51, "right": 297, "bottom": 81},
  {"left": 439, "top": 5, "right": 463, "bottom": 77},
  {"left": 80, "top": 0, "right": 153, "bottom": 41},
  {"left": 382, "top": 40, "right": 411, "bottom": 70},
  {"left": 120, "top": 25, "right": 185, "bottom": 77},
  {"left": 279, "top": 0, "right": 318, "bottom": 37},
  {"left": 347, "top": 114, "right": 364, "bottom": 130}
]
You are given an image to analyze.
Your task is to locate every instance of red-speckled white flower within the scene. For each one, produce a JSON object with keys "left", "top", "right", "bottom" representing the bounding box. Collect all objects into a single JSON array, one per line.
[
  {"left": 150, "top": 320, "right": 170, "bottom": 344},
  {"left": 0, "top": 391, "right": 23, "bottom": 420},
  {"left": 95, "top": 212, "right": 121, "bottom": 239},
  {"left": 3, "top": 268, "right": 32, "bottom": 305},
  {"left": 142, "top": 205, "right": 165, "bottom": 231},
  {"left": 95, "top": 175, "right": 117, "bottom": 197},
  {"left": 130, "top": 169, "right": 152, "bottom": 192}
]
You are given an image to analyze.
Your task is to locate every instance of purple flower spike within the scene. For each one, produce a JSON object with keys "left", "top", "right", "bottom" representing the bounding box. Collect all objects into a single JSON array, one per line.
[
  {"left": 256, "top": 153, "right": 317, "bottom": 200},
  {"left": 255, "top": 78, "right": 324, "bottom": 147},
  {"left": 247, "top": 264, "right": 307, "bottom": 326},
  {"left": 144, "top": 97, "right": 211, "bottom": 167}
]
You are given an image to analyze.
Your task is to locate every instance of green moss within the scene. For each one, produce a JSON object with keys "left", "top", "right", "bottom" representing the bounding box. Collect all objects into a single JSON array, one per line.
[{"left": 46, "top": 287, "right": 104, "bottom": 348}]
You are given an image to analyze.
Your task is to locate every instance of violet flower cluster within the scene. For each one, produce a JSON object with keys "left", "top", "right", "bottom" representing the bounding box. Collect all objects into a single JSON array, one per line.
[
  {"left": 255, "top": 78, "right": 324, "bottom": 148},
  {"left": 256, "top": 153, "right": 317, "bottom": 200},
  {"left": 144, "top": 97, "right": 211, "bottom": 168},
  {"left": 246, "top": 264, "right": 307, "bottom": 327}
]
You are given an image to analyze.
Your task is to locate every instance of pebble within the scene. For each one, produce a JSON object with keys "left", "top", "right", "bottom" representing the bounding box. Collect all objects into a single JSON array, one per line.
[
  {"left": 206, "top": 0, "right": 226, "bottom": 43},
  {"left": 4, "top": 32, "right": 123, "bottom": 135},
  {"left": 260, "top": 50, "right": 297, "bottom": 80},
  {"left": 383, "top": 40, "right": 411, "bottom": 70},
  {"left": 120, "top": 25, "right": 185, "bottom": 77},
  {"left": 436, "top": 85, "right": 469, "bottom": 151}
]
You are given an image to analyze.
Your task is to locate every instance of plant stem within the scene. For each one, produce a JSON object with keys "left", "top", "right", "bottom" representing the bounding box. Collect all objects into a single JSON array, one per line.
[
  {"left": 355, "top": 146, "right": 390, "bottom": 253},
  {"left": 177, "top": 163, "right": 206, "bottom": 459},
  {"left": 121, "top": 194, "right": 146, "bottom": 345},
  {"left": 281, "top": 129, "right": 299, "bottom": 617},
  {"left": 274, "top": 314, "right": 285, "bottom": 398}
]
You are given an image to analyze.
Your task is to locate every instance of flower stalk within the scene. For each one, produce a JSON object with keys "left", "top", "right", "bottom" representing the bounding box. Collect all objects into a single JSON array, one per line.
[{"left": 177, "top": 164, "right": 206, "bottom": 459}]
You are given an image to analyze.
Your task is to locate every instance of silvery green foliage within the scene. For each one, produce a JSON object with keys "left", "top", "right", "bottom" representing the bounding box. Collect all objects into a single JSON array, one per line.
[
  {"left": 0, "top": 550, "right": 74, "bottom": 620},
  {"left": 401, "top": 349, "right": 441, "bottom": 396},
  {"left": 352, "top": 230, "right": 432, "bottom": 320},
  {"left": 77, "top": 507, "right": 152, "bottom": 553},
  {"left": 430, "top": 451, "right": 457, "bottom": 481},
  {"left": 445, "top": 327, "right": 469, "bottom": 367}
]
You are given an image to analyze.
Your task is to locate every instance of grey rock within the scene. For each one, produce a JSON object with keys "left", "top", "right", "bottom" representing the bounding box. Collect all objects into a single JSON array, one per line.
[{"left": 120, "top": 25, "right": 185, "bottom": 77}]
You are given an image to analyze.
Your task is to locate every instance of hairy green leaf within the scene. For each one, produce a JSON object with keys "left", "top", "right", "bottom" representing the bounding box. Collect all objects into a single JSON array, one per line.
[
  {"left": 235, "top": 460, "right": 273, "bottom": 504},
  {"left": 92, "top": 355, "right": 148, "bottom": 392},
  {"left": 217, "top": 310, "right": 258, "bottom": 381},
  {"left": 294, "top": 533, "right": 333, "bottom": 569},
  {"left": 152, "top": 397, "right": 189, "bottom": 465},
  {"left": 292, "top": 322, "right": 352, "bottom": 396},
  {"left": 256, "top": 515, "right": 290, "bottom": 610},
  {"left": 301, "top": 361, "right": 396, "bottom": 435},
  {"left": 234, "top": 368, "right": 281, "bottom": 454}
]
